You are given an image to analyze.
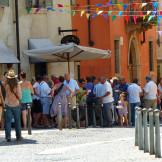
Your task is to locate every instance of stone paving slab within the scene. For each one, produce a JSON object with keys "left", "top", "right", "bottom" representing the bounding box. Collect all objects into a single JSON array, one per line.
[{"left": 0, "top": 128, "right": 162, "bottom": 162}]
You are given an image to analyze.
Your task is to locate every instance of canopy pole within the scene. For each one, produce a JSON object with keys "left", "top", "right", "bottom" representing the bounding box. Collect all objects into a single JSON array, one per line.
[{"left": 67, "top": 53, "right": 70, "bottom": 74}]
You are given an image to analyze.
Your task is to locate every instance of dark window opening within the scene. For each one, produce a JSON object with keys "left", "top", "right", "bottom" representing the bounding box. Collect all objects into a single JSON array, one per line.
[{"left": 149, "top": 41, "right": 154, "bottom": 71}]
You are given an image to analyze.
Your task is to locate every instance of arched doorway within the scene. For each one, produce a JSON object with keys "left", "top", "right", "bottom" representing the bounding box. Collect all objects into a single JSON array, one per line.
[{"left": 128, "top": 36, "right": 140, "bottom": 82}]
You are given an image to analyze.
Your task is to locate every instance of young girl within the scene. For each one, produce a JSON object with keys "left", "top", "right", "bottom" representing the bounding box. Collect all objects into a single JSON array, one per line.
[{"left": 117, "top": 93, "right": 128, "bottom": 126}]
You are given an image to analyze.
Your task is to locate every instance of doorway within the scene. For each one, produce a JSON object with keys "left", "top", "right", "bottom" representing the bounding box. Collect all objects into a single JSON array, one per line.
[
  {"left": 35, "top": 63, "right": 47, "bottom": 77},
  {"left": 128, "top": 37, "right": 139, "bottom": 82}
]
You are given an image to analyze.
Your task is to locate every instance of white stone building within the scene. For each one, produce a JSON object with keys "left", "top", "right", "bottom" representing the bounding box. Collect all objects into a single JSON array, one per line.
[{"left": 0, "top": 0, "right": 75, "bottom": 79}]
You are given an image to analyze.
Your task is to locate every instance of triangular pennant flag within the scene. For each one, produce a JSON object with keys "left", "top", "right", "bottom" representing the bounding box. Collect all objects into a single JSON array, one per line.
[
  {"left": 119, "top": 2, "right": 124, "bottom": 7},
  {"left": 57, "top": 4, "right": 63, "bottom": 7},
  {"left": 96, "top": 3, "right": 102, "bottom": 7},
  {"left": 92, "top": 13, "right": 97, "bottom": 19},
  {"left": 142, "top": 3, "right": 147, "bottom": 8},
  {"left": 108, "top": 11, "right": 112, "bottom": 16},
  {"left": 152, "top": 11, "right": 157, "bottom": 15},
  {"left": 124, "top": 15, "right": 129, "bottom": 23},
  {"left": 132, "top": 3, "right": 136, "bottom": 8},
  {"left": 86, "top": 13, "right": 90, "bottom": 19},
  {"left": 148, "top": 15, "right": 154, "bottom": 22},
  {"left": 102, "top": 13, "right": 108, "bottom": 19},
  {"left": 147, "top": 11, "right": 151, "bottom": 15},
  {"left": 133, "top": 16, "right": 137, "bottom": 24},
  {"left": 47, "top": 7, "right": 55, "bottom": 11},
  {"left": 71, "top": 10, "right": 76, "bottom": 16},
  {"left": 81, "top": 10, "right": 85, "bottom": 16},
  {"left": 123, "top": 4, "right": 128, "bottom": 10},
  {"left": 26, "top": 8, "right": 32, "bottom": 14},
  {"left": 112, "top": 15, "right": 117, "bottom": 21},
  {"left": 118, "top": 11, "right": 123, "bottom": 16},
  {"left": 97, "top": 10, "right": 103, "bottom": 15},
  {"left": 153, "top": 2, "right": 158, "bottom": 10},
  {"left": 35, "top": 8, "right": 40, "bottom": 13}
]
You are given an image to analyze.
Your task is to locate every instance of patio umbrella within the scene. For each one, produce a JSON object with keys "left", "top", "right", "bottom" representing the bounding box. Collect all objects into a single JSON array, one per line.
[{"left": 24, "top": 42, "right": 111, "bottom": 73}]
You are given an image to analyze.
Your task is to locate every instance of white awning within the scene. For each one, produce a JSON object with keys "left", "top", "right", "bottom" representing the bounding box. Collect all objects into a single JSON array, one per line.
[
  {"left": 25, "top": 39, "right": 111, "bottom": 63},
  {"left": 0, "top": 42, "right": 19, "bottom": 64}
]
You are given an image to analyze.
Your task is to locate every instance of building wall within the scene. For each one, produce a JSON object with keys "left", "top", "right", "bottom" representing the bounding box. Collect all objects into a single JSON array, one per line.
[
  {"left": 0, "top": 0, "right": 73, "bottom": 79},
  {"left": 72, "top": 0, "right": 157, "bottom": 86}
]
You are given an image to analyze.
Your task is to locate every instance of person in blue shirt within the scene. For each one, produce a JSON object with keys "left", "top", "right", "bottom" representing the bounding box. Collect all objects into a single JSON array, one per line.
[{"left": 84, "top": 76, "right": 95, "bottom": 126}]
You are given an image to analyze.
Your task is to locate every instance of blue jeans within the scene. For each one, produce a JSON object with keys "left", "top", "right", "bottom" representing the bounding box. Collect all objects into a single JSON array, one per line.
[
  {"left": 130, "top": 102, "right": 141, "bottom": 126},
  {"left": 102, "top": 102, "right": 113, "bottom": 127},
  {"left": 4, "top": 105, "right": 21, "bottom": 139}
]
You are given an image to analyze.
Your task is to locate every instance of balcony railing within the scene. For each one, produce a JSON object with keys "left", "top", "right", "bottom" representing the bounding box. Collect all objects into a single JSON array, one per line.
[{"left": 127, "top": 1, "right": 157, "bottom": 31}]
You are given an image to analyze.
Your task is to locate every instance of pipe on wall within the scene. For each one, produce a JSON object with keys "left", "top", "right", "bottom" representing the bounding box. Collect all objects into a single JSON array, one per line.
[{"left": 87, "top": 0, "right": 94, "bottom": 46}]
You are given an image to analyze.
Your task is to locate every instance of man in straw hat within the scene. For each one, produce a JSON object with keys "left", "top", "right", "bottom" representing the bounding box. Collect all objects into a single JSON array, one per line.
[{"left": 4, "top": 69, "right": 22, "bottom": 142}]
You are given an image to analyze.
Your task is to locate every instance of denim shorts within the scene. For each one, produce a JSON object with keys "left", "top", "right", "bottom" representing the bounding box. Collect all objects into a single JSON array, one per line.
[{"left": 21, "top": 103, "right": 32, "bottom": 111}]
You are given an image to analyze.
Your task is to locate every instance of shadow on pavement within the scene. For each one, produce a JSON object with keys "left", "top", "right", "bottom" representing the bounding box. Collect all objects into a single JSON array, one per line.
[{"left": 0, "top": 137, "right": 37, "bottom": 146}]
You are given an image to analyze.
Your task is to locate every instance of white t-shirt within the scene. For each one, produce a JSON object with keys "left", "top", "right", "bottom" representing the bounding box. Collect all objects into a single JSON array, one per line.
[
  {"left": 143, "top": 81, "right": 157, "bottom": 100},
  {"left": 127, "top": 83, "right": 142, "bottom": 103},
  {"left": 64, "top": 79, "right": 80, "bottom": 96},
  {"left": 33, "top": 82, "right": 40, "bottom": 100},
  {"left": 40, "top": 81, "right": 51, "bottom": 97},
  {"left": 102, "top": 81, "right": 114, "bottom": 104}
]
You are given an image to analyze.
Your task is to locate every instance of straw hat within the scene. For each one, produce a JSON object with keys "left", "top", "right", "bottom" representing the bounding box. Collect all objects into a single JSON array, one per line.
[{"left": 6, "top": 69, "right": 18, "bottom": 79}]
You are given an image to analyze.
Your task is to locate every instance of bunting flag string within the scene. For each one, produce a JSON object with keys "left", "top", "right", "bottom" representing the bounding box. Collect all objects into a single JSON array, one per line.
[{"left": 25, "top": 0, "right": 162, "bottom": 26}]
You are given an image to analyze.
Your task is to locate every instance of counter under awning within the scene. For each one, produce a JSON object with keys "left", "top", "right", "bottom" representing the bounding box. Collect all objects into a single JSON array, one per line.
[{"left": 0, "top": 42, "right": 19, "bottom": 64}]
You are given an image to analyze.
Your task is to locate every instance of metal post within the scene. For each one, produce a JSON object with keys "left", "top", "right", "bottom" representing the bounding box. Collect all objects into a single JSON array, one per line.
[
  {"left": 58, "top": 103, "right": 62, "bottom": 130},
  {"left": 137, "top": 107, "right": 143, "bottom": 150},
  {"left": 135, "top": 107, "right": 139, "bottom": 146},
  {"left": 143, "top": 108, "right": 149, "bottom": 152},
  {"left": 15, "top": 0, "right": 21, "bottom": 74},
  {"left": 149, "top": 108, "right": 154, "bottom": 155},
  {"left": 85, "top": 104, "right": 88, "bottom": 128},
  {"left": 92, "top": 103, "right": 96, "bottom": 127},
  {"left": 100, "top": 104, "right": 104, "bottom": 127},
  {"left": 154, "top": 109, "right": 161, "bottom": 158},
  {"left": 27, "top": 104, "right": 32, "bottom": 135},
  {"left": 76, "top": 104, "right": 80, "bottom": 129},
  {"left": 68, "top": 103, "right": 72, "bottom": 129}
]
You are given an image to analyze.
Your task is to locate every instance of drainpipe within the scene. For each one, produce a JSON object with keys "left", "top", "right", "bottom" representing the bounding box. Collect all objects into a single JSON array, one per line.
[
  {"left": 15, "top": 0, "right": 21, "bottom": 74},
  {"left": 87, "top": 0, "right": 94, "bottom": 46}
]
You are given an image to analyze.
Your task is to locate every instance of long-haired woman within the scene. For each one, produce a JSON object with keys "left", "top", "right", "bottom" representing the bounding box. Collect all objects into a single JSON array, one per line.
[
  {"left": 4, "top": 69, "right": 22, "bottom": 142},
  {"left": 20, "top": 72, "right": 34, "bottom": 129}
]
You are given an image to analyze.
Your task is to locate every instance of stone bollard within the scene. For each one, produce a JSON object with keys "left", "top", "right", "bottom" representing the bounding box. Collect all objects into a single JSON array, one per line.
[
  {"left": 58, "top": 103, "right": 62, "bottom": 130},
  {"left": 85, "top": 104, "right": 88, "bottom": 128},
  {"left": 92, "top": 103, "right": 96, "bottom": 127},
  {"left": 148, "top": 108, "right": 154, "bottom": 155},
  {"left": 100, "top": 104, "right": 104, "bottom": 127},
  {"left": 135, "top": 107, "right": 139, "bottom": 146},
  {"left": 27, "top": 103, "right": 32, "bottom": 135},
  {"left": 142, "top": 108, "right": 149, "bottom": 153},
  {"left": 68, "top": 103, "right": 72, "bottom": 129},
  {"left": 137, "top": 107, "right": 143, "bottom": 150},
  {"left": 154, "top": 109, "right": 161, "bottom": 158},
  {"left": 76, "top": 104, "right": 80, "bottom": 129}
]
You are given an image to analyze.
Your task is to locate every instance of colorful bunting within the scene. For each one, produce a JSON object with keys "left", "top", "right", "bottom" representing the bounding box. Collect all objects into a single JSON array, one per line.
[
  {"left": 108, "top": 11, "right": 112, "bottom": 16},
  {"left": 112, "top": 15, "right": 117, "bottom": 21},
  {"left": 118, "top": 11, "right": 123, "bottom": 16}
]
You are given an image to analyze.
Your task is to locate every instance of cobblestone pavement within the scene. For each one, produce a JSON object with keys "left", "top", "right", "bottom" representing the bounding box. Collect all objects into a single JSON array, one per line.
[{"left": 0, "top": 127, "right": 162, "bottom": 162}]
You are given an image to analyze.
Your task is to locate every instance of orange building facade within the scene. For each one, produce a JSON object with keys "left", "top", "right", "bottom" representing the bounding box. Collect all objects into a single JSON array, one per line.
[{"left": 72, "top": 0, "right": 157, "bottom": 85}]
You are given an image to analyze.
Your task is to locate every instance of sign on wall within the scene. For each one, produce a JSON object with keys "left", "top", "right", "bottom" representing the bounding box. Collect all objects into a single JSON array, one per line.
[{"left": 0, "top": 0, "right": 9, "bottom": 6}]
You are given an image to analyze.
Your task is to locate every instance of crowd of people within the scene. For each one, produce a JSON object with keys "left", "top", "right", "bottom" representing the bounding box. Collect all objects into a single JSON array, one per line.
[{"left": 0, "top": 68, "right": 161, "bottom": 142}]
